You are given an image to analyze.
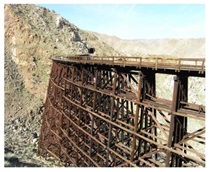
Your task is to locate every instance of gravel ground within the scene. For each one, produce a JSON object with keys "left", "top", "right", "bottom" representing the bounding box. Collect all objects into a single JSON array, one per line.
[{"left": 4, "top": 109, "right": 63, "bottom": 167}]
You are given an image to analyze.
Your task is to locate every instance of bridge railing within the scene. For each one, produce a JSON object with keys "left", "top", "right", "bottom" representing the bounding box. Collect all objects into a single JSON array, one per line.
[{"left": 52, "top": 55, "right": 205, "bottom": 73}]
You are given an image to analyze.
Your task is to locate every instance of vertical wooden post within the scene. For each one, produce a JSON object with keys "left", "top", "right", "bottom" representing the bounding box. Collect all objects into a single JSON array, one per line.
[
  {"left": 174, "top": 75, "right": 188, "bottom": 166},
  {"left": 165, "top": 76, "right": 179, "bottom": 167},
  {"left": 89, "top": 67, "right": 98, "bottom": 165},
  {"left": 130, "top": 72, "right": 143, "bottom": 162},
  {"left": 106, "top": 69, "right": 117, "bottom": 166}
]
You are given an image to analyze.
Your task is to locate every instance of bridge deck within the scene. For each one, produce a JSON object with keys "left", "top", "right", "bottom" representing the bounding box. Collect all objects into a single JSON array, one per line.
[{"left": 51, "top": 55, "right": 205, "bottom": 74}]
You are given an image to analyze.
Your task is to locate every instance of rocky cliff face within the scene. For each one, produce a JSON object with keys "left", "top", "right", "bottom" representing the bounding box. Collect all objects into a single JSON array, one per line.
[{"left": 4, "top": 4, "right": 119, "bottom": 117}]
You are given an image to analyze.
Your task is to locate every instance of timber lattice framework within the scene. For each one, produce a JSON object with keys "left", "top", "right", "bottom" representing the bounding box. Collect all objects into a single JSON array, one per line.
[{"left": 38, "top": 56, "right": 205, "bottom": 167}]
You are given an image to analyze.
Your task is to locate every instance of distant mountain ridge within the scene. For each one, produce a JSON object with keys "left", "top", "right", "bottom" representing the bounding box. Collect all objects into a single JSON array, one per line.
[{"left": 91, "top": 32, "right": 205, "bottom": 58}]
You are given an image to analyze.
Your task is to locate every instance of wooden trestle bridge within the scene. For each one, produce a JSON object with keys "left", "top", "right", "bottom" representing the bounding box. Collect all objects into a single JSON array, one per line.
[{"left": 38, "top": 55, "right": 205, "bottom": 167}]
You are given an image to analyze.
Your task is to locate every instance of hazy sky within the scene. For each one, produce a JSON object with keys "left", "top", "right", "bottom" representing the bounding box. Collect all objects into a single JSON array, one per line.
[{"left": 35, "top": 4, "right": 204, "bottom": 39}]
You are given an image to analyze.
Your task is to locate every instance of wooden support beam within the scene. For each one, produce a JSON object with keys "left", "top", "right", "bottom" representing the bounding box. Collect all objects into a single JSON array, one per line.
[
  {"left": 165, "top": 76, "right": 179, "bottom": 167},
  {"left": 130, "top": 72, "right": 143, "bottom": 161},
  {"left": 106, "top": 69, "right": 117, "bottom": 166}
]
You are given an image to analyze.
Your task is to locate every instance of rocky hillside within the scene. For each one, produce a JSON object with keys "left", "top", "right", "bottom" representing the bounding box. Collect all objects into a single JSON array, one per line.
[{"left": 4, "top": 4, "right": 120, "bottom": 117}]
